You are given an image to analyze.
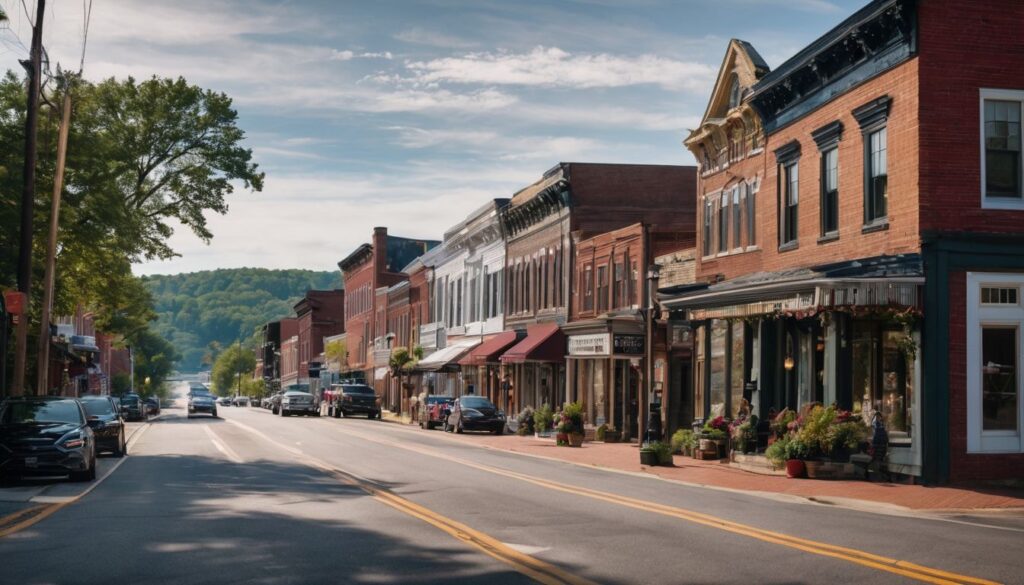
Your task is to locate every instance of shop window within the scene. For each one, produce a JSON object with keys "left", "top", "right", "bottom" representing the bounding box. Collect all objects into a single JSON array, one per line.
[
  {"left": 851, "top": 322, "right": 913, "bottom": 444},
  {"left": 852, "top": 96, "right": 891, "bottom": 226},
  {"left": 709, "top": 320, "right": 728, "bottom": 418},
  {"left": 695, "top": 326, "right": 706, "bottom": 419},
  {"left": 730, "top": 323, "right": 745, "bottom": 416},
  {"left": 981, "top": 91, "right": 1023, "bottom": 205},
  {"left": 981, "top": 327, "right": 1018, "bottom": 432},
  {"left": 821, "top": 147, "right": 839, "bottom": 235}
]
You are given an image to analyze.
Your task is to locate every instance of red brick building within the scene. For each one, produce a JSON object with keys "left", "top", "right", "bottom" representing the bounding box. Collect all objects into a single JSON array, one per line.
[
  {"left": 294, "top": 289, "right": 345, "bottom": 387},
  {"left": 664, "top": 0, "right": 1024, "bottom": 483},
  {"left": 338, "top": 227, "right": 439, "bottom": 399}
]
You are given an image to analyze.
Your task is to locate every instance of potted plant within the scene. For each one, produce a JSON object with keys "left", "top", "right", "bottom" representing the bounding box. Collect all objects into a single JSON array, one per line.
[
  {"left": 533, "top": 404, "right": 554, "bottom": 438},
  {"left": 639, "top": 444, "right": 658, "bottom": 466},
  {"left": 558, "top": 401, "right": 585, "bottom": 447},
  {"left": 595, "top": 423, "right": 608, "bottom": 442},
  {"left": 649, "top": 440, "right": 673, "bottom": 465},
  {"left": 701, "top": 416, "right": 730, "bottom": 458},
  {"left": 765, "top": 435, "right": 790, "bottom": 469},
  {"left": 670, "top": 429, "right": 696, "bottom": 457},
  {"left": 784, "top": 437, "right": 811, "bottom": 478},
  {"left": 515, "top": 407, "right": 535, "bottom": 436}
]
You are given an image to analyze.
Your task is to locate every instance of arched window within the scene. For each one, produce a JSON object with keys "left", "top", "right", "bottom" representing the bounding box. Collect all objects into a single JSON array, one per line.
[{"left": 728, "top": 74, "right": 741, "bottom": 109}]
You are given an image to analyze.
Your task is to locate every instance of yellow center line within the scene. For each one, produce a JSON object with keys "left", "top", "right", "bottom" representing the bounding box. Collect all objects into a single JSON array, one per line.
[
  {"left": 226, "top": 418, "right": 596, "bottom": 585},
  {"left": 330, "top": 424, "right": 1001, "bottom": 585}
]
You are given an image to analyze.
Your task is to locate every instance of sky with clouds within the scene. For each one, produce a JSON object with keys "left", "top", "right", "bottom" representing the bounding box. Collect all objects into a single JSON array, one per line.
[{"left": 0, "top": 0, "right": 864, "bottom": 276}]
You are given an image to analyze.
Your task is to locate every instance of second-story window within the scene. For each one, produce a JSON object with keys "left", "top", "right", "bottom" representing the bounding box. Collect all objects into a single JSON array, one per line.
[
  {"left": 866, "top": 128, "right": 888, "bottom": 223},
  {"left": 732, "top": 186, "right": 743, "bottom": 250},
  {"left": 822, "top": 147, "right": 839, "bottom": 235},
  {"left": 782, "top": 161, "right": 799, "bottom": 245},
  {"left": 583, "top": 264, "right": 594, "bottom": 312},
  {"left": 982, "top": 92, "right": 1023, "bottom": 203},
  {"left": 597, "top": 265, "right": 609, "bottom": 312},
  {"left": 703, "top": 197, "right": 713, "bottom": 256},
  {"left": 718, "top": 193, "right": 729, "bottom": 253},
  {"left": 614, "top": 259, "right": 625, "bottom": 309},
  {"left": 746, "top": 182, "right": 756, "bottom": 247}
]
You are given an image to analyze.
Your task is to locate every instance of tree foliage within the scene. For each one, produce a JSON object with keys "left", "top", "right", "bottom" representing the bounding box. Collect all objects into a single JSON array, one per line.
[
  {"left": 144, "top": 268, "right": 339, "bottom": 371},
  {"left": 211, "top": 342, "right": 257, "bottom": 396}
]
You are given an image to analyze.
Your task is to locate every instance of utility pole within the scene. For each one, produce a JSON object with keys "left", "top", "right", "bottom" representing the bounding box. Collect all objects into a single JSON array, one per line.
[
  {"left": 36, "top": 82, "right": 73, "bottom": 396},
  {"left": 12, "top": 0, "right": 46, "bottom": 396},
  {"left": 236, "top": 339, "right": 242, "bottom": 397}
]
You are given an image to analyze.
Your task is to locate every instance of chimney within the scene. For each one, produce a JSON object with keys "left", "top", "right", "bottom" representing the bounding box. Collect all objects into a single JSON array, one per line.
[{"left": 372, "top": 226, "right": 388, "bottom": 281}]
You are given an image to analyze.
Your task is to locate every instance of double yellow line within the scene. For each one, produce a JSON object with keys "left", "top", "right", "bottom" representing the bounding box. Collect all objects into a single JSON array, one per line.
[
  {"left": 228, "top": 418, "right": 596, "bottom": 585},
  {"left": 0, "top": 503, "right": 64, "bottom": 538},
  {"left": 333, "top": 424, "right": 1001, "bottom": 585}
]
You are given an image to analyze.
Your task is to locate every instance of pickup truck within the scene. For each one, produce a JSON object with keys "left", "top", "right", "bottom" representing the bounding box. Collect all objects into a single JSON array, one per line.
[
  {"left": 418, "top": 395, "right": 454, "bottom": 430},
  {"left": 322, "top": 384, "right": 381, "bottom": 419}
]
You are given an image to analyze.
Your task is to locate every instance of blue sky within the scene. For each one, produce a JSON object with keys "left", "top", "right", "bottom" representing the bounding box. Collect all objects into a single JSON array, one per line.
[{"left": 0, "top": 0, "right": 864, "bottom": 275}]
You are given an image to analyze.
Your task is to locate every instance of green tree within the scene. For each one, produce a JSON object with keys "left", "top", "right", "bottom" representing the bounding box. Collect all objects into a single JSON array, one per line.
[
  {"left": 211, "top": 343, "right": 256, "bottom": 396},
  {"left": 324, "top": 339, "right": 347, "bottom": 370},
  {"left": 131, "top": 329, "right": 181, "bottom": 397}
]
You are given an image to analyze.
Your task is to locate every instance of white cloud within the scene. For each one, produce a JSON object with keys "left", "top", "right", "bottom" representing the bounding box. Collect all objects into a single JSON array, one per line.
[
  {"left": 403, "top": 46, "right": 715, "bottom": 92},
  {"left": 330, "top": 50, "right": 393, "bottom": 61},
  {"left": 394, "top": 27, "right": 478, "bottom": 49}
]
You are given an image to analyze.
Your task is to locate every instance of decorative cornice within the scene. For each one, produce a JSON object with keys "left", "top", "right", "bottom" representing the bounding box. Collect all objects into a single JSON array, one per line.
[
  {"left": 811, "top": 120, "right": 844, "bottom": 149},
  {"left": 852, "top": 95, "right": 891, "bottom": 130},
  {"left": 338, "top": 243, "right": 372, "bottom": 273},
  {"left": 499, "top": 180, "right": 571, "bottom": 238}
]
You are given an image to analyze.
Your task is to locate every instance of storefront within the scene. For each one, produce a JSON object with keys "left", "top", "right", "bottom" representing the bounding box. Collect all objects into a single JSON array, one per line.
[
  {"left": 458, "top": 330, "right": 522, "bottom": 409},
  {"left": 414, "top": 338, "right": 481, "bottom": 397},
  {"left": 500, "top": 323, "right": 566, "bottom": 415},
  {"left": 663, "top": 255, "right": 924, "bottom": 476},
  {"left": 564, "top": 316, "right": 646, "bottom": 441}
]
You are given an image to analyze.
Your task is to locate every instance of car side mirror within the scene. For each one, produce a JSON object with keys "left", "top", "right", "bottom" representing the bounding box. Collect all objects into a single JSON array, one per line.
[{"left": 87, "top": 417, "right": 103, "bottom": 429}]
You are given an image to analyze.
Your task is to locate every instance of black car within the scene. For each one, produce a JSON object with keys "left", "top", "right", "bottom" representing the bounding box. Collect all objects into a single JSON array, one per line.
[
  {"left": 120, "top": 394, "right": 146, "bottom": 422},
  {"left": 187, "top": 391, "right": 218, "bottom": 418},
  {"left": 0, "top": 397, "right": 97, "bottom": 482},
  {"left": 144, "top": 397, "right": 160, "bottom": 416},
  {"left": 445, "top": 396, "right": 506, "bottom": 434},
  {"left": 328, "top": 384, "right": 380, "bottom": 419},
  {"left": 79, "top": 396, "right": 127, "bottom": 457}
]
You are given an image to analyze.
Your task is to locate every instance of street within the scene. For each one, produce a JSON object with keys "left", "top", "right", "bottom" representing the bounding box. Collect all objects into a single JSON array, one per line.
[{"left": 0, "top": 384, "right": 1018, "bottom": 585}]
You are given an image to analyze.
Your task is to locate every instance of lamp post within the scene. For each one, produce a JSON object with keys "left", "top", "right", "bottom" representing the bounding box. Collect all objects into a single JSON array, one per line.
[{"left": 641, "top": 263, "right": 661, "bottom": 445}]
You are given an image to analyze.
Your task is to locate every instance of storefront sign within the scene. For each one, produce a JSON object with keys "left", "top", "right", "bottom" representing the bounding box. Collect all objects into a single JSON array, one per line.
[
  {"left": 568, "top": 333, "right": 610, "bottom": 356},
  {"left": 3, "top": 290, "right": 26, "bottom": 315},
  {"left": 613, "top": 334, "right": 644, "bottom": 356}
]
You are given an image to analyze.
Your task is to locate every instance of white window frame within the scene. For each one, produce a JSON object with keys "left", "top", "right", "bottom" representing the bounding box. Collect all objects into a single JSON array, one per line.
[
  {"left": 966, "top": 272, "right": 1024, "bottom": 453},
  {"left": 979, "top": 88, "right": 1024, "bottom": 210}
]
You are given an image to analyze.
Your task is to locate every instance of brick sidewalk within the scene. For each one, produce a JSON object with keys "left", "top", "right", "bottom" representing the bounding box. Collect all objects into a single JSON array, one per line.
[{"left": 396, "top": 422, "right": 1024, "bottom": 512}]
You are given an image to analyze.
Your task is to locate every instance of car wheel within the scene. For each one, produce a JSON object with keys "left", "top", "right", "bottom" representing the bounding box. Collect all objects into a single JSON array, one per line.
[
  {"left": 113, "top": 431, "right": 126, "bottom": 457},
  {"left": 187, "top": 414, "right": 192, "bottom": 419},
  {"left": 71, "top": 455, "right": 96, "bottom": 482},
  {"left": 493, "top": 426, "right": 504, "bottom": 435},
  {"left": 212, "top": 409, "right": 218, "bottom": 418},
  {"left": 376, "top": 410, "right": 382, "bottom": 420}
]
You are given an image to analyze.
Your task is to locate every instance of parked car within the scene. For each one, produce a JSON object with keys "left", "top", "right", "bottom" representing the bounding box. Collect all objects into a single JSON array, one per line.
[
  {"left": 445, "top": 396, "right": 506, "bottom": 434},
  {"left": 144, "top": 397, "right": 160, "bottom": 416},
  {"left": 217, "top": 397, "right": 233, "bottom": 407},
  {"left": 79, "top": 395, "right": 127, "bottom": 457},
  {"left": 418, "top": 396, "right": 454, "bottom": 430},
  {"left": 265, "top": 392, "right": 283, "bottom": 411},
  {"left": 187, "top": 391, "right": 218, "bottom": 418},
  {"left": 276, "top": 390, "right": 318, "bottom": 417},
  {"left": 120, "top": 394, "right": 146, "bottom": 422},
  {"left": 323, "top": 384, "right": 380, "bottom": 419},
  {"left": 232, "top": 396, "right": 250, "bottom": 407},
  {"left": 0, "top": 396, "right": 97, "bottom": 482}
]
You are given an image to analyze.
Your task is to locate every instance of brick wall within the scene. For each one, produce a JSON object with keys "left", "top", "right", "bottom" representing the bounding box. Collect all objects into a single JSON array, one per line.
[
  {"left": 946, "top": 270, "right": 1024, "bottom": 481},
  {"left": 918, "top": 0, "right": 1024, "bottom": 235},
  {"left": 764, "top": 59, "right": 921, "bottom": 272}
]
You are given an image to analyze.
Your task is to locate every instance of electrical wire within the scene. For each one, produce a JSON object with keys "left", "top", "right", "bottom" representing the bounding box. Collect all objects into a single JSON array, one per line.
[{"left": 78, "top": 0, "right": 91, "bottom": 74}]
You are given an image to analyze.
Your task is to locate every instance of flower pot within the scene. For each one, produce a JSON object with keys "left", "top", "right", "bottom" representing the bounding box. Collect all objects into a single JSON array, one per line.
[
  {"left": 785, "top": 459, "right": 806, "bottom": 479},
  {"left": 568, "top": 432, "right": 584, "bottom": 447},
  {"left": 656, "top": 450, "right": 673, "bottom": 465},
  {"left": 640, "top": 450, "right": 658, "bottom": 465},
  {"left": 556, "top": 432, "right": 569, "bottom": 445}
]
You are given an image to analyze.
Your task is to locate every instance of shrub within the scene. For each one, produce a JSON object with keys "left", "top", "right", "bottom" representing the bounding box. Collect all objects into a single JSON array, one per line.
[
  {"left": 765, "top": 435, "right": 791, "bottom": 467},
  {"left": 670, "top": 429, "right": 696, "bottom": 453},
  {"left": 796, "top": 405, "right": 836, "bottom": 457},
  {"left": 771, "top": 408, "right": 797, "bottom": 437},
  {"left": 648, "top": 440, "right": 673, "bottom": 465},
  {"left": 785, "top": 437, "right": 812, "bottom": 461},
  {"left": 595, "top": 424, "right": 608, "bottom": 442},
  {"left": 516, "top": 407, "right": 535, "bottom": 435},
  {"left": 533, "top": 404, "right": 553, "bottom": 432},
  {"left": 827, "top": 421, "right": 869, "bottom": 454},
  {"left": 558, "top": 401, "right": 585, "bottom": 435}
]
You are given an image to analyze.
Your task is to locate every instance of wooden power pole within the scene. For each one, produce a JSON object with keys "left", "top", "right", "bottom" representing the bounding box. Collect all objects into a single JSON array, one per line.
[
  {"left": 36, "top": 84, "right": 73, "bottom": 395},
  {"left": 12, "top": 0, "right": 47, "bottom": 395}
]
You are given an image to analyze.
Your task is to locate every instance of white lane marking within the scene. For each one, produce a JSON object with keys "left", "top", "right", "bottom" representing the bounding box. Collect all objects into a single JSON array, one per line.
[
  {"left": 203, "top": 425, "right": 244, "bottom": 464},
  {"left": 504, "top": 543, "right": 551, "bottom": 555},
  {"left": 224, "top": 419, "right": 303, "bottom": 456},
  {"left": 28, "top": 423, "right": 152, "bottom": 504}
]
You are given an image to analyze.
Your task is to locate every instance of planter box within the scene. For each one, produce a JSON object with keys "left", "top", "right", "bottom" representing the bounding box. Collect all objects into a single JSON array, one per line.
[
  {"left": 804, "top": 460, "right": 860, "bottom": 480},
  {"left": 640, "top": 450, "right": 658, "bottom": 465},
  {"left": 568, "top": 433, "right": 584, "bottom": 447}
]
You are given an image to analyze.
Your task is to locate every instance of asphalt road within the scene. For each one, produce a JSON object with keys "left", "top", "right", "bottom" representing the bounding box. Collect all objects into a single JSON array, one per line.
[{"left": 0, "top": 384, "right": 1021, "bottom": 585}]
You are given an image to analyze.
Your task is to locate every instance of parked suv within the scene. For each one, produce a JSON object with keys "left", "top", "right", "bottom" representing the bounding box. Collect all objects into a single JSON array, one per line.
[
  {"left": 0, "top": 397, "right": 97, "bottom": 481},
  {"left": 324, "top": 384, "right": 381, "bottom": 419},
  {"left": 120, "top": 394, "right": 146, "bottom": 422},
  {"left": 79, "top": 395, "right": 127, "bottom": 456},
  {"left": 277, "top": 391, "right": 318, "bottom": 417}
]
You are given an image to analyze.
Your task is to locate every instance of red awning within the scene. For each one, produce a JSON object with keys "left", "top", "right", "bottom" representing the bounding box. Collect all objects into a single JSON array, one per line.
[
  {"left": 458, "top": 331, "right": 520, "bottom": 366},
  {"left": 500, "top": 323, "right": 566, "bottom": 364}
]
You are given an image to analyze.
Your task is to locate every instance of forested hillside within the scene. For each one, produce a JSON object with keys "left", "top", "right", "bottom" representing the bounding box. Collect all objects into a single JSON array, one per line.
[{"left": 143, "top": 268, "right": 340, "bottom": 372}]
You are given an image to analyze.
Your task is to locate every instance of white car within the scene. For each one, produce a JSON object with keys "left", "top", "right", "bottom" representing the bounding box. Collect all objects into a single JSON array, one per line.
[{"left": 278, "top": 391, "right": 319, "bottom": 417}]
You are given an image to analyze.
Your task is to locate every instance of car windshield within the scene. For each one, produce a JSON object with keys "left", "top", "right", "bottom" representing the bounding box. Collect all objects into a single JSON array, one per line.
[
  {"left": 80, "top": 398, "right": 115, "bottom": 416},
  {"left": 343, "top": 385, "right": 375, "bottom": 394},
  {"left": 460, "top": 397, "right": 494, "bottom": 409},
  {"left": 425, "top": 396, "right": 452, "bottom": 404},
  {"left": 121, "top": 396, "right": 140, "bottom": 405},
  {"left": 1, "top": 400, "right": 83, "bottom": 425}
]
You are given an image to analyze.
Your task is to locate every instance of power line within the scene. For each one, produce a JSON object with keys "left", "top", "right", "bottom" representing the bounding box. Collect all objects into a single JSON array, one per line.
[{"left": 78, "top": 0, "right": 91, "bottom": 74}]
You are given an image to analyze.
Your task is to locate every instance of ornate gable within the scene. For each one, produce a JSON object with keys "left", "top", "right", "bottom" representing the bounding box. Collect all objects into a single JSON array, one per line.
[{"left": 685, "top": 39, "right": 770, "bottom": 175}]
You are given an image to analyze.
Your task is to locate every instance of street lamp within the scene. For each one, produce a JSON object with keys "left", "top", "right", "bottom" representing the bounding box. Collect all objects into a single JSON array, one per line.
[{"left": 642, "top": 263, "right": 661, "bottom": 445}]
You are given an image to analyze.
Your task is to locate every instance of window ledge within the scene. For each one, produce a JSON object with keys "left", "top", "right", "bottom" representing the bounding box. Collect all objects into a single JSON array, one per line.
[
  {"left": 715, "top": 251, "right": 730, "bottom": 258},
  {"left": 744, "top": 245, "right": 760, "bottom": 252},
  {"left": 817, "top": 232, "right": 840, "bottom": 244},
  {"left": 982, "top": 196, "right": 1024, "bottom": 210},
  {"left": 861, "top": 221, "right": 889, "bottom": 234},
  {"left": 778, "top": 241, "right": 799, "bottom": 253}
]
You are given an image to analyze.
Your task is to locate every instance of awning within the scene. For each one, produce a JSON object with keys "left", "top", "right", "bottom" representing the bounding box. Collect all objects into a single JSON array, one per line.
[
  {"left": 415, "top": 338, "right": 482, "bottom": 372},
  {"left": 458, "top": 331, "right": 520, "bottom": 366},
  {"left": 500, "top": 323, "right": 566, "bottom": 364},
  {"left": 374, "top": 367, "right": 389, "bottom": 381}
]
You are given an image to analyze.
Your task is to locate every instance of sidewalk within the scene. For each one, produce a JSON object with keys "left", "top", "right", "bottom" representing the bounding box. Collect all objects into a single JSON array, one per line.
[{"left": 386, "top": 418, "right": 1024, "bottom": 512}]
